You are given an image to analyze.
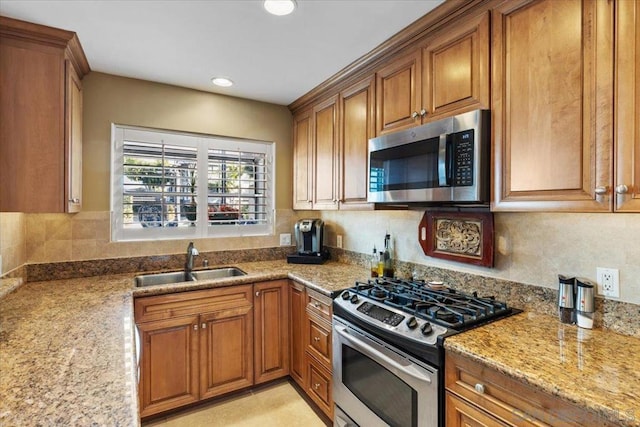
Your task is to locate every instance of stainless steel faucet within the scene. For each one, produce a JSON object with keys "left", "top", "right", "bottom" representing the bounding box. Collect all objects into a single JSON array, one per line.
[{"left": 185, "top": 241, "right": 199, "bottom": 281}]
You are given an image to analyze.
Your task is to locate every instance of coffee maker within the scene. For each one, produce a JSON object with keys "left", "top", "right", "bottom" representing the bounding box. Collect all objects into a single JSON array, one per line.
[{"left": 287, "top": 219, "right": 330, "bottom": 264}]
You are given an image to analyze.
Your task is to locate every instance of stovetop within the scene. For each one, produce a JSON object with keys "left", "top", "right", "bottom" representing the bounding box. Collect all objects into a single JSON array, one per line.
[
  {"left": 332, "top": 277, "right": 517, "bottom": 365},
  {"left": 349, "top": 277, "right": 512, "bottom": 330}
]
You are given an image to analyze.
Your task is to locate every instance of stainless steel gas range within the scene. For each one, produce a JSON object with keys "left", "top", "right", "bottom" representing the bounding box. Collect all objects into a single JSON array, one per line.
[{"left": 332, "top": 278, "right": 519, "bottom": 427}]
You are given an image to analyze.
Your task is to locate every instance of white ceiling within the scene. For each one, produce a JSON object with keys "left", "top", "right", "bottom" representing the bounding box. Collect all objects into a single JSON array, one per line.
[{"left": 0, "top": 0, "right": 443, "bottom": 106}]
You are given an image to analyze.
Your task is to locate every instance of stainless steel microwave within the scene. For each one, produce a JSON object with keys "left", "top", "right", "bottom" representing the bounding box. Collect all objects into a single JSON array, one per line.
[{"left": 368, "top": 109, "right": 490, "bottom": 204}]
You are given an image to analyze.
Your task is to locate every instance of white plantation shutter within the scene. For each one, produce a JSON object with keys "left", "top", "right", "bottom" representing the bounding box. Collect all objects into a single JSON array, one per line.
[{"left": 111, "top": 125, "right": 274, "bottom": 241}]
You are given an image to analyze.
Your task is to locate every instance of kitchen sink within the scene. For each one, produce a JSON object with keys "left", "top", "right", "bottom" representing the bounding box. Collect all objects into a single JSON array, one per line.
[
  {"left": 135, "top": 271, "right": 192, "bottom": 287},
  {"left": 135, "top": 267, "right": 247, "bottom": 287},
  {"left": 191, "top": 267, "right": 246, "bottom": 281}
]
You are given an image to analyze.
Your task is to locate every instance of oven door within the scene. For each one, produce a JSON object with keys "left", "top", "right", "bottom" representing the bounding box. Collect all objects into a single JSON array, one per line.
[{"left": 332, "top": 318, "right": 439, "bottom": 427}]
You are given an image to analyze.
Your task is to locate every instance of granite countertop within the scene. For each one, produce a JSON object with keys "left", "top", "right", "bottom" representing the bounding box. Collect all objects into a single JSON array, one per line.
[
  {"left": 445, "top": 311, "right": 640, "bottom": 427},
  {"left": 2, "top": 260, "right": 639, "bottom": 426},
  {"left": 0, "top": 259, "right": 366, "bottom": 426}
]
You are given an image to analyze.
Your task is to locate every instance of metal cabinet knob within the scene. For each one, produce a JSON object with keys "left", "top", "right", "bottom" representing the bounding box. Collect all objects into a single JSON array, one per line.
[
  {"left": 420, "top": 109, "right": 427, "bottom": 117},
  {"left": 594, "top": 186, "right": 608, "bottom": 195},
  {"left": 616, "top": 184, "right": 629, "bottom": 194},
  {"left": 313, "top": 383, "right": 321, "bottom": 390},
  {"left": 69, "top": 198, "right": 80, "bottom": 203},
  {"left": 193, "top": 324, "right": 198, "bottom": 331},
  {"left": 201, "top": 323, "right": 206, "bottom": 329},
  {"left": 313, "top": 336, "right": 320, "bottom": 342},
  {"left": 474, "top": 383, "right": 485, "bottom": 394},
  {"left": 411, "top": 111, "right": 419, "bottom": 119},
  {"left": 256, "top": 291, "right": 260, "bottom": 297},
  {"left": 313, "top": 302, "right": 321, "bottom": 309}
]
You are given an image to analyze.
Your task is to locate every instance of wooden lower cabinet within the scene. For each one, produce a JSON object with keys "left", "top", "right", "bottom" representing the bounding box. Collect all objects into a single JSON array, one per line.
[
  {"left": 136, "top": 281, "right": 332, "bottom": 419},
  {"left": 289, "top": 281, "right": 307, "bottom": 387},
  {"left": 445, "top": 352, "right": 619, "bottom": 427},
  {"left": 137, "top": 315, "right": 200, "bottom": 418},
  {"left": 305, "top": 352, "right": 334, "bottom": 419},
  {"left": 199, "top": 304, "right": 253, "bottom": 400},
  {"left": 254, "top": 280, "right": 290, "bottom": 384}
]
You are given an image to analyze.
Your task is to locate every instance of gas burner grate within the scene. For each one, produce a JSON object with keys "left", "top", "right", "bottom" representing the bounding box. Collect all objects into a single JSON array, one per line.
[{"left": 349, "top": 278, "right": 511, "bottom": 329}]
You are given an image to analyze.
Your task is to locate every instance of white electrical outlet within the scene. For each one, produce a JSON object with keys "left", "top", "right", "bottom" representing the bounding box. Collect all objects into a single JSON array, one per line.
[
  {"left": 279, "top": 233, "right": 291, "bottom": 246},
  {"left": 337, "top": 234, "right": 343, "bottom": 248},
  {"left": 597, "top": 267, "right": 620, "bottom": 298}
]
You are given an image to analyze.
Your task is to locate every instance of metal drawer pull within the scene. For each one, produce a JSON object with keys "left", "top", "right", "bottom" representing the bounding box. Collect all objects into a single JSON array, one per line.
[
  {"left": 616, "top": 184, "right": 629, "bottom": 194},
  {"left": 594, "top": 186, "right": 608, "bottom": 195},
  {"left": 475, "top": 383, "right": 485, "bottom": 394}
]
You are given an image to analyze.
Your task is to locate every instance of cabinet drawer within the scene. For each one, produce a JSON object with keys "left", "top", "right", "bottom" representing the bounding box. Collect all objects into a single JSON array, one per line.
[
  {"left": 135, "top": 284, "right": 253, "bottom": 323},
  {"left": 306, "top": 288, "right": 332, "bottom": 321},
  {"left": 306, "top": 314, "right": 331, "bottom": 366},
  {"left": 446, "top": 392, "right": 509, "bottom": 427},
  {"left": 306, "top": 353, "right": 333, "bottom": 419},
  {"left": 445, "top": 352, "right": 619, "bottom": 427}
]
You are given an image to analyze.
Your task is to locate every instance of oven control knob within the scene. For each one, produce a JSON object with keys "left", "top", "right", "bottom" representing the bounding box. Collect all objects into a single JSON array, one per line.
[
  {"left": 341, "top": 291, "right": 350, "bottom": 300},
  {"left": 350, "top": 294, "right": 359, "bottom": 304},
  {"left": 406, "top": 316, "right": 418, "bottom": 329},
  {"left": 421, "top": 322, "right": 433, "bottom": 335}
]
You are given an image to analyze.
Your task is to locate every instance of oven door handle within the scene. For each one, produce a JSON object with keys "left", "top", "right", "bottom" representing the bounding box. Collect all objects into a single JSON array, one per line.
[{"left": 334, "top": 325, "right": 432, "bottom": 384}]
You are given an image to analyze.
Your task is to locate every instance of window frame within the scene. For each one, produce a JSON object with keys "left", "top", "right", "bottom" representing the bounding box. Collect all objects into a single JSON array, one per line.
[{"left": 110, "top": 124, "right": 275, "bottom": 242}]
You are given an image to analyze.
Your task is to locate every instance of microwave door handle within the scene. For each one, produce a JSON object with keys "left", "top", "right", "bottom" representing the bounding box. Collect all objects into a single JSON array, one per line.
[
  {"left": 438, "top": 134, "right": 449, "bottom": 187},
  {"left": 334, "top": 325, "right": 432, "bottom": 384}
]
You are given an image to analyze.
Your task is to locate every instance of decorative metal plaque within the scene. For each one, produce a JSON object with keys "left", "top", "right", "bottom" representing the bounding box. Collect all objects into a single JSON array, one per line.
[{"left": 418, "top": 211, "right": 494, "bottom": 267}]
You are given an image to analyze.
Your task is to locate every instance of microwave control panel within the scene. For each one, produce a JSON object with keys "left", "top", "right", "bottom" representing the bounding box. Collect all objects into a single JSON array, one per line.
[{"left": 453, "top": 129, "right": 474, "bottom": 186}]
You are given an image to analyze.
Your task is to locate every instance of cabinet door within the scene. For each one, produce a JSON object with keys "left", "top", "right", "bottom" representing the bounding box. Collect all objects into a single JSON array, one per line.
[
  {"left": 375, "top": 49, "right": 422, "bottom": 135},
  {"left": 339, "top": 75, "right": 375, "bottom": 209},
  {"left": 492, "top": 0, "right": 613, "bottom": 212},
  {"left": 293, "top": 109, "right": 313, "bottom": 210},
  {"left": 313, "top": 95, "right": 339, "bottom": 209},
  {"left": 254, "top": 280, "right": 289, "bottom": 384},
  {"left": 422, "top": 12, "right": 489, "bottom": 120},
  {"left": 0, "top": 38, "right": 65, "bottom": 212},
  {"left": 65, "top": 60, "right": 82, "bottom": 213},
  {"left": 615, "top": 0, "right": 640, "bottom": 212},
  {"left": 199, "top": 304, "right": 254, "bottom": 400},
  {"left": 289, "top": 281, "right": 306, "bottom": 387},
  {"left": 138, "top": 315, "right": 200, "bottom": 417}
]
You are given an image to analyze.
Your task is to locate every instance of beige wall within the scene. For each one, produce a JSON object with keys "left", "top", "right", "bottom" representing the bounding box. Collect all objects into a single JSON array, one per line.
[
  {"left": 1, "top": 72, "right": 299, "bottom": 269},
  {"left": 319, "top": 210, "right": 640, "bottom": 305},
  {"left": 82, "top": 72, "right": 293, "bottom": 211}
]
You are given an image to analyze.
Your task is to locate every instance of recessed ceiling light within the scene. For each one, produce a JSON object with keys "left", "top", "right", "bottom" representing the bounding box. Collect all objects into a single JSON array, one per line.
[
  {"left": 211, "top": 77, "right": 234, "bottom": 87},
  {"left": 263, "top": 0, "right": 296, "bottom": 16}
]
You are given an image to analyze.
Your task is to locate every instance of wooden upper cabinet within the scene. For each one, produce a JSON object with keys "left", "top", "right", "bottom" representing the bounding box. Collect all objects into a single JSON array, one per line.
[
  {"left": 374, "top": 13, "right": 489, "bottom": 136},
  {"left": 0, "top": 17, "right": 89, "bottom": 213},
  {"left": 615, "top": 0, "right": 640, "bottom": 212},
  {"left": 293, "top": 109, "right": 313, "bottom": 210},
  {"left": 491, "top": 0, "right": 613, "bottom": 211},
  {"left": 375, "top": 50, "right": 422, "bottom": 135},
  {"left": 339, "top": 76, "right": 375, "bottom": 209},
  {"left": 312, "top": 95, "right": 339, "bottom": 210},
  {"left": 423, "top": 12, "right": 490, "bottom": 120}
]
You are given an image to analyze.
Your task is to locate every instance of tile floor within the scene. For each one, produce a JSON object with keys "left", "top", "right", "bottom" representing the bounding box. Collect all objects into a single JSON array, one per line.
[{"left": 143, "top": 381, "right": 329, "bottom": 427}]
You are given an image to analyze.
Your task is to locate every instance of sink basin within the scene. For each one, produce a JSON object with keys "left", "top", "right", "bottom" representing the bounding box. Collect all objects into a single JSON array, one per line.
[
  {"left": 192, "top": 267, "right": 246, "bottom": 281},
  {"left": 135, "top": 267, "right": 247, "bottom": 287},
  {"left": 135, "top": 271, "right": 192, "bottom": 287}
]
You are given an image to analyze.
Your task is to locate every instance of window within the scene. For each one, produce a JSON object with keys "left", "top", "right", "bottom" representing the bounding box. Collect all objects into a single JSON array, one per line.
[{"left": 111, "top": 125, "right": 274, "bottom": 241}]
